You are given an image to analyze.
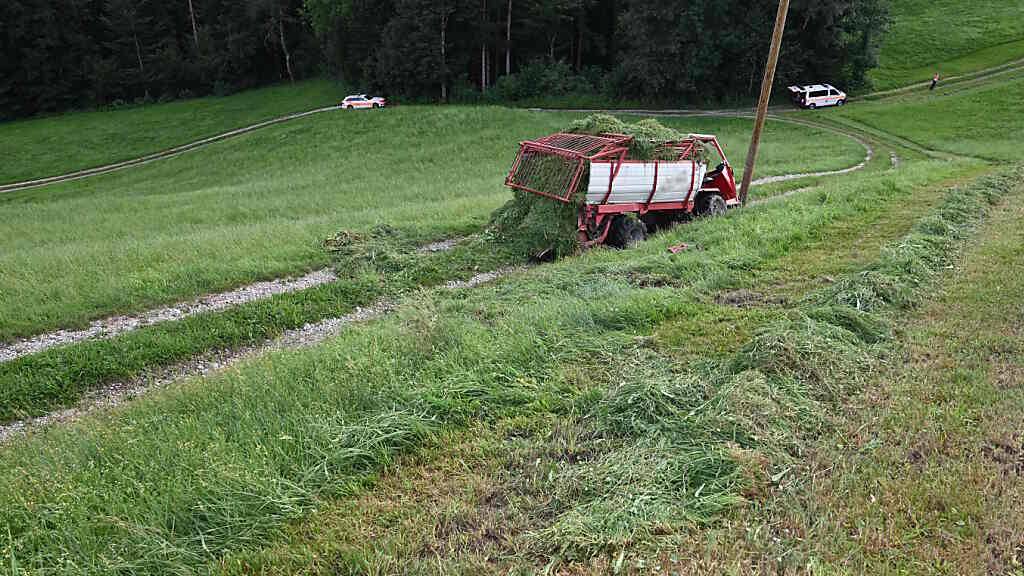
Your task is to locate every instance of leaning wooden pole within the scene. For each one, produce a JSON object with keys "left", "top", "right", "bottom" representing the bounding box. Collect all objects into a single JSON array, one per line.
[{"left": 738, "top": 0, "right": 791, "bottom": 205}]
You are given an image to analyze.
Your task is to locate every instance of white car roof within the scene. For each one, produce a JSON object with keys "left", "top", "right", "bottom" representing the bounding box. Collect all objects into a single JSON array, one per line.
[{"left": 797, "top": 84, "right": 840, "bottom": 92}]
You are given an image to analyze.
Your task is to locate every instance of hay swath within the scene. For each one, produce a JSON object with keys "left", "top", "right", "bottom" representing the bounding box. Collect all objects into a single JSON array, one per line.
[{"left": 505, "top": 132, "right": 738, "bottom": 247}]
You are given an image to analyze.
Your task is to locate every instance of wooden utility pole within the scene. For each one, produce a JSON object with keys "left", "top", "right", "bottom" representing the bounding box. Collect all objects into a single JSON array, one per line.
[
  {"left": 187, "top": 0, "right": 200, "bottom": 50},
  {"left": 738, "top": 0, "right": 791, "bottom": 205},
  {"left": 505, "top": 0, "right": 513, "bottom": 75}
]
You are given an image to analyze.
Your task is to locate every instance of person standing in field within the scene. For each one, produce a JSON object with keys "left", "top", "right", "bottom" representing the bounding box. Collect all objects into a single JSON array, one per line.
[{"left": 930, "top": 73, "right": 939, "bottom": 90}]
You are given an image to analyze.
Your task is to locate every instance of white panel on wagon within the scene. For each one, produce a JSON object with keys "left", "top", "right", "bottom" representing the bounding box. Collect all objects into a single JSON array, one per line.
[{"left": 585, "top": 162, "right": 707, "bottom": 205}]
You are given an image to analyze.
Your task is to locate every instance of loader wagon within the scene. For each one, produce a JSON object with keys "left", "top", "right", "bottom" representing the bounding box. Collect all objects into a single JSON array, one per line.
[{"left": 504, "top": 131, "right": 739, "bottom": 248}]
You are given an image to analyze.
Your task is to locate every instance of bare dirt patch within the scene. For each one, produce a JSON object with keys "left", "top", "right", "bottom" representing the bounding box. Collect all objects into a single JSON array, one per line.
[{"left": 714, "top": 289, "right": 786, "bottom": 308}]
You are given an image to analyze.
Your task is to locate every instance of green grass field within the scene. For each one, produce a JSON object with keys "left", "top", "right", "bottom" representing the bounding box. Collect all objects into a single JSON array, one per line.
[
  {"left": 2, "top": 18, "right": 1023, "bottom": 572},
  {"left": 872, "top": 0, "right": 1024, "bottom": 90},
  {"left": 0, "top": 108, "right": 864, "bottom": 342},
  {"left": 0, "top": 80, "right": 344, "bottom": 184},
  {"left": 836, "top": 74, "right": 1024, "bottom": 161},
  {"left": 3, "top": 158, "right": 1007, "bottom": 574}
]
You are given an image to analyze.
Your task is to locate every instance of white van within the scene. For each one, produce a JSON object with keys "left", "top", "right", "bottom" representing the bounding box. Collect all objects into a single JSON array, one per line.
[{"left": 787, "top": 84, "right": 847, "bottom": 109}]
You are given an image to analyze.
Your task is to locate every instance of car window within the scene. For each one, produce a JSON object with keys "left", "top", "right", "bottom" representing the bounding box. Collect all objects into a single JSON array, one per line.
[
  {"left": 810, "top": 90, "right": 828, "bottom": 98},
  {"left": 829, "top": 89, "right": 838, "bottom": 96}
]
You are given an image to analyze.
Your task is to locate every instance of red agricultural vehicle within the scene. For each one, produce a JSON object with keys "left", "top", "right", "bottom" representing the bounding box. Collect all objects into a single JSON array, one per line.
[{"left": 505, "top": 132, "right": 738, "bottom": 248}]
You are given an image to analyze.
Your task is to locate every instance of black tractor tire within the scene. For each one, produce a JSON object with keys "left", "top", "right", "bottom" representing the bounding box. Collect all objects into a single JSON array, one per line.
[
  {"left": 640, "top": 211, "right": 676, "bottom": 234},
  {"left": 607, "top": 215, "right": 648, "bottom": 248},
  {"left": 695, "top": 193, "right": 727, "bottom": 218}
]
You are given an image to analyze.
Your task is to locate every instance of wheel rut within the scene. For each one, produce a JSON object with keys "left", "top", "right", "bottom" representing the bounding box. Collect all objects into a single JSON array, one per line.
[{"left": 0, "top": 266, "right": 521, "bottom": 443}]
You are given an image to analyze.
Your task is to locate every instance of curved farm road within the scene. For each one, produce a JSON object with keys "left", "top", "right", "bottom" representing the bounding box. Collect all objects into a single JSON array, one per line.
[
  {"left": 8, "top": 55, "right": 1017, "bottom": 194},
  {"left": 0, "top": 105, "right": 340, "bottom": 193}
]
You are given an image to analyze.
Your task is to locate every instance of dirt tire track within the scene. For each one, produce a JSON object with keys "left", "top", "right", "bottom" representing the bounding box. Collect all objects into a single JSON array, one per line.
[
  {"left": 0, "top": 268, "right": 339, "bottom": 363},
  {"left": 0, "top": 105, "right": 341, "bottom": 194},
  {"left": 1, "top": 237, "right": 469, "bottom": 364},
  {"left": 0, "top": 266, "right": 522, "bottom": 443}
]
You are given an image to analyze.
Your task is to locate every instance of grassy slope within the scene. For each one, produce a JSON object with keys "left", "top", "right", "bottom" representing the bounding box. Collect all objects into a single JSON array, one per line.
[
  {"left": 650, "top": 172, "right": 1024, "bottom": 575},
  {"left": 871, "top": 0, "right": 1024, "bottom": 90},
  {"left": 0, "top": 80, "right": 344, "bottom": 184},
  {"left": 796, "top": 169, "right": 1024, "bottom": 574},
  {"left": 208, "top": 165, "right": 1016, "bottom": 576},
  {"left": 0, "top": 109, "right": 863, "bottom": 342},
  {"left": 828, "top": 74, "right": 1024, "bottom": 162},
  {"left": 0, "top": 159, "right": 994, "bottom": 574}
]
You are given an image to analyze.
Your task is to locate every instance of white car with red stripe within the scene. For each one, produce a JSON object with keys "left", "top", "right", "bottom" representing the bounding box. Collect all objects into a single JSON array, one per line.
[
  {"left": 787, "top": 84, "right": 847, "bottom": 109},
  {"left": 340, "top": 94, "right": 387, "bottom": 109}
]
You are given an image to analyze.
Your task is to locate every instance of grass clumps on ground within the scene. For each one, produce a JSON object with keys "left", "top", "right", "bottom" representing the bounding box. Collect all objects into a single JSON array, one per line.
[
  {"left": 814, "top": 169, "right": 1010, "bottom": 312},
  {"left": 527, "top": 168, "right": 1020, "bottom": 562},
  {"left": 565, "top": 114, "right": 690, "bottom": 160}
]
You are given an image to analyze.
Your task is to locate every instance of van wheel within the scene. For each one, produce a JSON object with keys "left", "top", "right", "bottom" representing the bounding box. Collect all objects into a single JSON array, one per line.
[
  {"left": 607, "top": 215, "right": 647, "bottom": 248},
  {"left": 836, "top": 99, "right": 846, "bottom": 107},
  {"left": 808, "top": 103, "right": 817, "bottom": 110},
  {"left": 695, "top": 193, "right": 727, "bottom": 217}
]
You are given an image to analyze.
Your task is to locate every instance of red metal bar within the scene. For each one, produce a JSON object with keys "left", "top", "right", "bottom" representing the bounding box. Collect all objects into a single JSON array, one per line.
[
  {"left": 509, "top": 182, "right": 574, "bottom": 202},
  {"left": 564, "top": 163, "right": 585, "bottom": 203},
  {"left": 594, "top": 201, "right": 694, "bottom": 214},
  {"left": 688, "top": 159, "right": 697, "bottom": 201},
  {"left": 643, "top": 160, "right": 660, "bottom": 211},
  {"left": 600, "top": 149, "right": 627, "bottom": 205},
  {"left": 505, "top": 145, "right": 528, "bottom": 186}
]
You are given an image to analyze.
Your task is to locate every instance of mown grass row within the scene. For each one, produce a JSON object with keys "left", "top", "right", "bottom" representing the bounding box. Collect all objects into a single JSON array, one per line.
[
  {"left": 208, "top": 166, "right": 1019, "bottom": 574},
  {"left": 525, "top": 168, "right": 1016, "bottom": 562},
  {"left": 0, "top": 160, "right": 994, "bottom": 574}
]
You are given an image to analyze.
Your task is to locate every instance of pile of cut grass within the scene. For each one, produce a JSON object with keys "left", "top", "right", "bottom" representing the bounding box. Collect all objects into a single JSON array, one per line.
[{"left": 529, "top": 167, "right": 1020, "bottom": 560}]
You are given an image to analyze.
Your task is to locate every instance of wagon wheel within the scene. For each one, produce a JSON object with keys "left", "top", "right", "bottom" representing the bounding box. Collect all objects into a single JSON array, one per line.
[
  {"left": 695, "top": 193, "right": 727, "bottom": 218},
  {"left": 607, "top": 215, "right": 648, "bottom": 249}
]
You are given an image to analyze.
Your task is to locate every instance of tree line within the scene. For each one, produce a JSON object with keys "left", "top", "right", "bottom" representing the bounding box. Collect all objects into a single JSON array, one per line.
[{"left": 1, "top": 0, "right": 888, "bottom": 119}]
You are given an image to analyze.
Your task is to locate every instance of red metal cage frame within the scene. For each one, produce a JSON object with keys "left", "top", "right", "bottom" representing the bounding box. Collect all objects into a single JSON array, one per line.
[{"left": 504, "top": 133, "right": 633, "bottom": 202}]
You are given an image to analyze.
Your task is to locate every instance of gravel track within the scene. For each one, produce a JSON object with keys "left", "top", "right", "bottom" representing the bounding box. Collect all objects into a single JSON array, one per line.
[
  {"left": 0, "top": 105, "right": 341, "bottom": 193},
  {"left": 0, "top": 268, "right": 338, "bottom": 364},
  {"left": 2, "top": 237, "right": 472, "bottom": 364},
  {"left": 0, "top": 267, "right": 520, "bottom": 443}
]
